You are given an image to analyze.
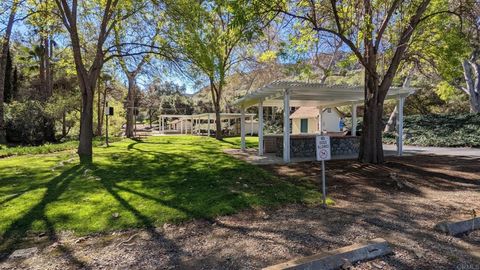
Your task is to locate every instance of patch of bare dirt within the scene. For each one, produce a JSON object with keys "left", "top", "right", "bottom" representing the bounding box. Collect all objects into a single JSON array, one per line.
[{"left": 1, "top": 154, "right": 479, "bottom": 269}]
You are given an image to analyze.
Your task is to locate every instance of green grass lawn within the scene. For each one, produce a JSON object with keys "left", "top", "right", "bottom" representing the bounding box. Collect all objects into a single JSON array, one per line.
[
  {"left": 0, "top": 136, "right": 326, "bottom": 252},
  {"left": 0, "top": 137, "right": 121, "bottom": 158}
]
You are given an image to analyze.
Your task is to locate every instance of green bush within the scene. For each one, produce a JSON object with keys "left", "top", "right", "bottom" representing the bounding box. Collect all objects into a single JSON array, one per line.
[
  {"left": 5, "top": 101, "right": 55, "bottom": 144},
  {"left": 383, "top": 113, "right": 480, "bottom": 147}
]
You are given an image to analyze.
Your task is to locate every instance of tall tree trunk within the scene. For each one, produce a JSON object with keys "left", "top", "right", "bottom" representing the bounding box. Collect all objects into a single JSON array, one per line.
[
  {"left": 43, "top": 36, "right": 53, "bottom": 98},
  {"left": 95, "top": 82, "right": 104, "bottom": 136},
  {"left": 384, "top": 106, "right": 397, "bottom": 133},
  {"left": 54, "top": 0, "right": 119, "bottom": 164},
  {"left": 358, "top": 0, "right": 429, "bottom": 164},
  {"left": 42, "top": 36, "right": 56, "bottom": 142},
  {"left": 359, "top": 71, "right": 385, "bottom": 163},
  {"left": 0, "top": 1, "right": 18, "bottom": 144},
  {"left": 62, "top": 110, "right": 67, "bottom": 138},
  {"left": 384, "top": 72, "right": 413, "bottom": 132},
  {"left": 78, "top": 75, "right": 97, "bottom": 163},
  {"left": 462, "top": 58, "right": 480, "bottom": 113},
  {"left": 209, "top": 80, "right": 223, "bottom": 139},
  {"left": 125, "top": 75, "right": 135, "bottom": 138},
  {"left": 214, "top": 107, "right": 222, "bottom": 139},
  {"left": 39, "top": 38, "right": 47, "bottom": 99}
]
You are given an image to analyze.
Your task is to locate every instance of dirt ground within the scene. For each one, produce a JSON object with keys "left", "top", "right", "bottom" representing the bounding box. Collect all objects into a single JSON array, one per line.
[{"left": 1, "top": 154, "right": 479, "bottom": 270}]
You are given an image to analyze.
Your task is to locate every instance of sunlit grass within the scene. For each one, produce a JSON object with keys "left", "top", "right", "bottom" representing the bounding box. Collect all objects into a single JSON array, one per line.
[
  {"left": 0, "top": 137, "right": 121, "bottom": 158},
  {"left": 0, "top": 135, "right": 328, "bottom": 252}
]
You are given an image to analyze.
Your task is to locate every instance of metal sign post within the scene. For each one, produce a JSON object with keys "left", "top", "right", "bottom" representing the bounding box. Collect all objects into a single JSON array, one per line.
[
  {"left": 105, "top": 103, "right": 114, "bottom": 147},
  {"left": 316, "top": 135, "right": 331, "bottom": 208}
]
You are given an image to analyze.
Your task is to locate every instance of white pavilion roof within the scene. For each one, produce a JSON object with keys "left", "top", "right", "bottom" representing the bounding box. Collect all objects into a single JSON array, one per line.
[
  {"left": 234, "top": 81, "right": 415, "bottom": 108},
  {"left": 159, "top": 113, "right": 255, "bottom": 119}
]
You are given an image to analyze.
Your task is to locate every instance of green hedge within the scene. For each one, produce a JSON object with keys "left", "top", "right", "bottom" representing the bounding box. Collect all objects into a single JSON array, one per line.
[{"left": 383, "top": 113, "right": 480, "bottom": 147}]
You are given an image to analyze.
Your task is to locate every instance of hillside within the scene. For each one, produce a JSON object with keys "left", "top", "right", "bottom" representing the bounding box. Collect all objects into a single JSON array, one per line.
[{"left": 191, "top": 64, "right": 290, "bottom": 111}]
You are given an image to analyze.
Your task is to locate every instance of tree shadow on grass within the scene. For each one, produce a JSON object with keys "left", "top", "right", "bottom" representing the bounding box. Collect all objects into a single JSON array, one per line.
[
  {"left": 98, "top": 172, "right": 183, "bottom": 266},
  {"left": 0, "top": 164, "right": 89, "bottom": 268},
  {"left": 96, "top": 139, "right": 322, "bottom": 221}
]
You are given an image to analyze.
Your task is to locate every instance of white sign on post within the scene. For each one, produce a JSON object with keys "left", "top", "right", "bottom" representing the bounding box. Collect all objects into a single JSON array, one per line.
[
  {"left": 316, "top": 135, "right": 330, "bottom": 208},
  {"left": 316, "top": 135, "right": 331, "bottom": 161}
]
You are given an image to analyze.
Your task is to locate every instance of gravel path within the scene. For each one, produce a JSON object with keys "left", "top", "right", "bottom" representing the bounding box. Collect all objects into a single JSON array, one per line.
[{"left": 1, "top": 155, "right": 479, "bottom": 270}]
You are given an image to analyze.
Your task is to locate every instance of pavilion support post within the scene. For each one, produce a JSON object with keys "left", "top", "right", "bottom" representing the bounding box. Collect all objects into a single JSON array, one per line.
[
  {"left": 397, "top": 97, "right": 405, "bottom": 156},
  {"left": 258, "top": 102, "right": 264, "bottom": 156},
  {"left": 193, "top": 118, "right": 196, "bottom": 135},
  {"left": 191, "top": 117, "right": 194, "bottom": 135},
  {"left": 283, "top": 90, "right": 291, "bottom": 163},
  {"left": 181, "top": 119, "right": 184, "bottom": 134},
  {"left": 250, "top": 116, "right": 254, "bottom": 136},
  {"left": 351, "top": 104, "right": 357, "bottom": 136},
  {"left": 317, "top": 107, "right": 323, "bottom": 134},
  {"left": 226, "top": 118, "right": 230, "bottom": 136},
  {"left": 241, "top": 108, "right": 246, "bottom": 151},
  {"left": 207, "top": 114, "right": 211, "bottom": 137},
  {"left": 161, "top": 116, "right": 164, "bottom": 132}
]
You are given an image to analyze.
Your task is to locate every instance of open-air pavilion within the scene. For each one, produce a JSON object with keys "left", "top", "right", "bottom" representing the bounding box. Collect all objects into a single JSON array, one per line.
[
  {"left": 234, "top": 81, "right": 415, "bottom": 163},
  {"left": 159, "top": 113, "right": 255, "bottom": 136}
]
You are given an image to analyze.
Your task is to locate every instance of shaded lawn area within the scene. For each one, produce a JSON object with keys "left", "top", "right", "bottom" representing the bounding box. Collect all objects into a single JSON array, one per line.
[
  {"left": 0, "top": 137, "right": 120, "bottom": 158},
  {"left": 0, "top": 136, "right": 326, "bottom": 254}
]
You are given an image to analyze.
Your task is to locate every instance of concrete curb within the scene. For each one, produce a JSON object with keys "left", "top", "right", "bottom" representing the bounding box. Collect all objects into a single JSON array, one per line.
[
  {"left": 435, "top": 217, "right": 480, "bottom": 236},
  {"left": 263, "top": 238, "right": 392, "bottom": 270}
]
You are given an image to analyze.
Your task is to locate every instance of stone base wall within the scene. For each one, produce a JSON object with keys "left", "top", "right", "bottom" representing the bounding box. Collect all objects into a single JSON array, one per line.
[
  {"left": 273, "top": 136, "right": 360, "bottom": 158},
  {"left": 331, "top": 137, "right": 360, "bottom": 156}
]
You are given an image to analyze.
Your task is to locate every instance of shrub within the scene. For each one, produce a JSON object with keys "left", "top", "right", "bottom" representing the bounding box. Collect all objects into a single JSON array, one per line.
[
  {"left": 5, "top": 101, "right": 55, "bottom": 145},
  {"left": 383, "top": 113, "right": 480, "bottom": 147}
]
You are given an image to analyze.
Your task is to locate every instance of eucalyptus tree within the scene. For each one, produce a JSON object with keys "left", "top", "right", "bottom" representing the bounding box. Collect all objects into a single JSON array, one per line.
[
  {"left": 456, "top": 1, "right": 480, "bottom": 112},
  {"left": 272, "top": 0, "right": 434, "bottom": 163},
  {"left": 404, "top": 1, "right": 479, "bottom": 113},
  {"left": 165, "top": 0, "right": 273, "bottom": 139},
  {"left": 0, "top": 0, "right": 22, "bottom": 144}
]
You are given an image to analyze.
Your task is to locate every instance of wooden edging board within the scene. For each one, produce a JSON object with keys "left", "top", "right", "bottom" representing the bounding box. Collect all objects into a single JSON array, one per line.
[
  {"left": 263, "top": 238, "right": 392, "bottom": 270},
  {"left": 435, "top": 217, "right": 480, "bottom": 236}
]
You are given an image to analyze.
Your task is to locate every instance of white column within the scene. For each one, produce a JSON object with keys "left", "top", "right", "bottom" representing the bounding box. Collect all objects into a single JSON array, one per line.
[
  {"left": 207, "top": 114, "right": 211, "bottom": 136},
  {"left": 180, "top": 119, "right": 184, "bottom": 134},
  {"left": 250, "top": 116, "right": 254, "bottom": 136},
  {"left": 317, "top": 107, "right": 323, "bottom": 134},
  {"left": 397, "top": 97, "right": 405, "bottom": 156},
  {"left": 191, "top": 117, "right": 194, "bottom": 135},
  {"left": 240, "top": 108, "right": 246, "bottom": 150},
  {"left": 258, "top": 102, "right": 264, "bottom": 156},
  {"left": 161, "top": 116, "right": 164, "bottom": 132},
  {"left": 283, "top": 90, "right": 290, "bottom": 163},
  {"left": 351, "top": 104, "right": 357, "bottom": 136}
]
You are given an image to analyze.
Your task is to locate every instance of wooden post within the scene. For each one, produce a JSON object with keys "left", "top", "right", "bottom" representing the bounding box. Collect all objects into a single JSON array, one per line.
[
  {"left": 352, "top": 104, "right": 357, "bottom": 136},
  {"left": 241, "top": 108, "right": 246, "bottom": 151},
  {"left": 283, "top": 90, "right": 290, "bottom": 163},
  {"left": 258, "top": 102, "right": 264, "bottom": 156}
]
